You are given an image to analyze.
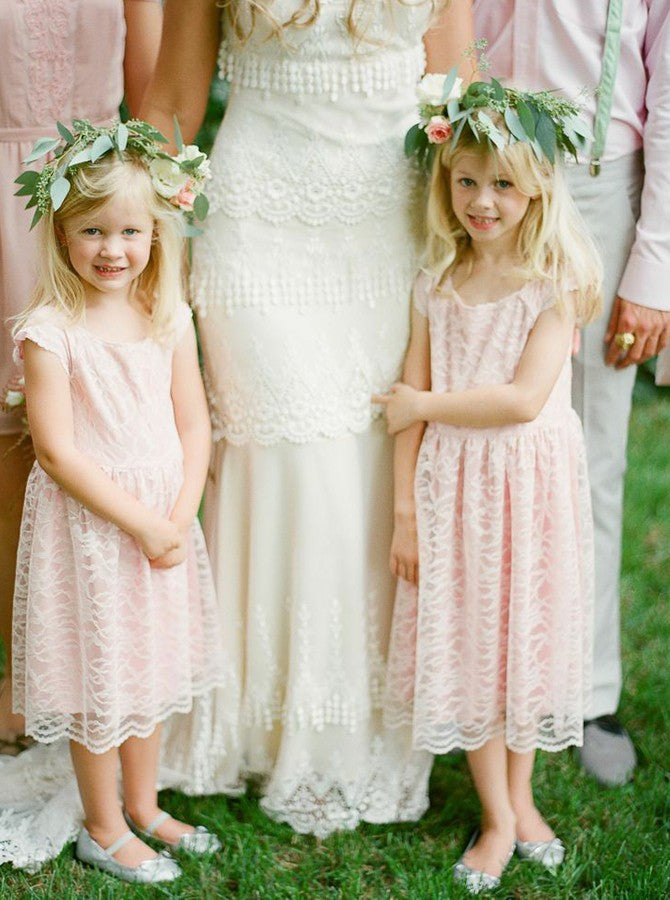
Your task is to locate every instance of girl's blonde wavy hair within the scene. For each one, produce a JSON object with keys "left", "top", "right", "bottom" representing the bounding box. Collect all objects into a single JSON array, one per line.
[
  {"left": 13, "top": 155, "right": 185, "bottom": 341},
  {"left": 219, "top": 0, "right": 439, "bottom": 46},
  {"left": 425, "top": 111, "right": 603, "bottom": 324}
]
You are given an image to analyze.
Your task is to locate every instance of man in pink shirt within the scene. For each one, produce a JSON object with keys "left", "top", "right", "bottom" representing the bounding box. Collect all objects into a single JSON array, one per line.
[{"left": 472, "top": 1, "right": 670, "bottom": 785}]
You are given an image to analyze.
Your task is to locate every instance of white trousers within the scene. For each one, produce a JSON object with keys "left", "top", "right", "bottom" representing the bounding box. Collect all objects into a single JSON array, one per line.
[{"left": 567, "top": 151, "right": 644, "bottom": 718}]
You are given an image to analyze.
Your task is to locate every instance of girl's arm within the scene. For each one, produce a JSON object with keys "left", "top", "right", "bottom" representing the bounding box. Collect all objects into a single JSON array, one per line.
[
  {"left": 424, "top": 0, "right": 474, "bottom": 78},
  {"left": 122, "top": 0, "right": 163, "bottom": 115},
  {"left": 388, "top": 306, "right": 431, "bottom": 586},
  {"left": 24, "top": 341, "right": 181, "bottom": 560},
  {"left": 151, "top": 323, "right": 211, "bottom": 568},
  {"left": 139, "top": 0, "right": 221, "bottom": 146},
  {"left": 377, "top": 304, "right": 574, "bottom": 434}
]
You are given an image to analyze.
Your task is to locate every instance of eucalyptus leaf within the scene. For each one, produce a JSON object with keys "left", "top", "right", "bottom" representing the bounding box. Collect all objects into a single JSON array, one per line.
[
  {"left": 564, "top": 115, "right": 592, "bottom": 139},
  {"left": 14, "top": 183, "right": 36, "bottom": 197},
  {"left": 535, "top": 114, "right": 557, "bottom": 163},
  {"left": 89, "top": 134, "right": 114, "bottom": 162},
  {"left": 50, "top": 176, "right": 71, "bottom": 210},
  {"left": 489, "top": 78, "right": 505, "bottom": 103},
  {"left": 504, "top": 108, "right": 527, "bottom": 142},
  {"left": 57, "top": 122, "right": 75, "bottom": 144},
  {"left": 404, "top": 123, "right": 423, "bottom": 157},
  {"left": 440, "top": 67, "right": 459, "bottom": 104},
  {"left": 116, "top": 123, "right": 129, "bottom": 151},
  {"left": 23, "top": 138, "right": 61, "bottom": 164},
  {"left": 183, "top": 222, "right": 203, "bottom": 238},
  {"left": 30, "top": 208, "right": 43, "bottom": 230},
  {"left": 447, "top": 98, "right": 460, "bottom": 120},
  {"left": 173, "top": 115, "right": 185, "bottom": 153},
  {"left": 452, "top": 114, "right": 469, "bottom": 147},
  {"left": 68, "top": 148, "right": 93, "bottom": 167},
  {"left": 516, "top": 101, "right": 536, "bottom": 140},
  {"left": 14, "top": 170, "right": 40, "bottom": 187},
  {"left": 193, "top": 193, "right": 209, "bottom": 221}
]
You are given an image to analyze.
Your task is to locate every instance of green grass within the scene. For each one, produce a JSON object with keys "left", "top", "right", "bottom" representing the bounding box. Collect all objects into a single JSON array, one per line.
[{"left": 2, "top": 377, "right": 670, "bottom": 898}]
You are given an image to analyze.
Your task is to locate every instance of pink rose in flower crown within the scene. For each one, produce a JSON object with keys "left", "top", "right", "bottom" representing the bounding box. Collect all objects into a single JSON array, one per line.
[
  {"left": 170, "top": 181, "right": 197, "bottom": 211},
  {"left": 425, "top": 115, "right": 453, "bottom": 144}
]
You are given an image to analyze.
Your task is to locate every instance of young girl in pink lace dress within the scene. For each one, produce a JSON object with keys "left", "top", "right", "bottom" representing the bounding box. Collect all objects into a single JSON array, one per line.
[
  {"left": 376, "top": 100, "right": 602, "bottom": 892},
  {"left": 10, "top": 126, "right": 223, "bottom": 883}
]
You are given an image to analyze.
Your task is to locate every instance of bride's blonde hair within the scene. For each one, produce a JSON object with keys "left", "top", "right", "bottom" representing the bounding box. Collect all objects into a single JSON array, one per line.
[
  {"left": 219, "top": 0, "right": 441, "bottom": 46},
  {"left": 13, "top": 155, "right": 185, "bottom": 341},
  {"left": 425, "top": 111, "right": 603, "bottom": 324}
]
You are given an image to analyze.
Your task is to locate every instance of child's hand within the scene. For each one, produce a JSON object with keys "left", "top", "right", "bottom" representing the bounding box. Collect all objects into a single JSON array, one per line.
[
  {"left": 372, "top": 383, "right": 422, "bottom": 434},
  {"left": 390, "top": 513, "right": 419, "bottom": 585},
  {"left": 150, "top": 537, "right": 188, "bottom": 569},
  {"left": 136, "top": 514, "right": 182, "bottom": 561}
]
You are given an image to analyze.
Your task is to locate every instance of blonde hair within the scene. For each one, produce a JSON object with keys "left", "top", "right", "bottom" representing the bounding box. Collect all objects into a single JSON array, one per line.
[
  {"left": 14, "top": 154, "right": 185, "bottom": 340},
  {"left": 425, "top": 112, "right": 603, "bottom": 324},
  {"left": 220, "top": 0, "right": 439, "bottom": 46}
]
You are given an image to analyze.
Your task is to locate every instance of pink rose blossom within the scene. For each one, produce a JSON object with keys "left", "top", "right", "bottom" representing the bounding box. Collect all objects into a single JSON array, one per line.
[
  {"left": 170, "top": 181, "right": 196, "bottom": 211},
  {"left": 425, "top": 116, "right": 453, "bottom": 144}
]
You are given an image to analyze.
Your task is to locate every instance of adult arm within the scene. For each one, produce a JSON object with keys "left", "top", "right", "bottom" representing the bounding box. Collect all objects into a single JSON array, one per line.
[
  {"left": 375, "top": 304, "right": 574, "bottom": 432},
  {"left": 140, "top": 0, "right": 221, "bottom": 147},
  {"left": 24, "top": 341, "right": 181, "bottom": 560},
  {"left": 605, "top": 3, "right": 670, "bottom": 368},
  {"left": 151, "top": 323, "right": 212, "bottom": 568},
  {"left": 123, "top": 0, "right": 163, "bottom": 115},
  {"left": 424, "top": 0, "right": 474, "bottom": 78}
]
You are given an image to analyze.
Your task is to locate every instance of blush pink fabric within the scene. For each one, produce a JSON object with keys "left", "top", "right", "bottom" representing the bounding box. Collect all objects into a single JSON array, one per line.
[
  {"left": 384, "top": 273, "right": 594, "bottom": 754},
  {"left": 0, "top": 0, "right": 157, "bottom": 434},
  {"left": 11, "top": 305, "right": 225, "bottom": 754}
]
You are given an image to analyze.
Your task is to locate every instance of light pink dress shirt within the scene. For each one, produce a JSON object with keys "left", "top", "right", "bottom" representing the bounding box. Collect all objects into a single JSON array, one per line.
[{"left": 473, "top": 1, "right": 670, "bottom": 312}]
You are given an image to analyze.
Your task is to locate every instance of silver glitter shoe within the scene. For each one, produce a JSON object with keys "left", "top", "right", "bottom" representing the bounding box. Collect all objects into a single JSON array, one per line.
[
  {"left": 124, "top": 809, "right": 222, "bottom": 854},
  {"left": 453, "top": 831, "right": 515, "bottom": 895},
  {"left": 75, "top": 827, "right": 181, "bottom": 883},
  {"left": 515, "top": 836, "right": 565, "bottom": 870}
]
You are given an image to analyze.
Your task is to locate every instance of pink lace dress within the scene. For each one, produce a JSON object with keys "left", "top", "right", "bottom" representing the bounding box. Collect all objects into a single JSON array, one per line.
[
  {"left": 385, "top": 272, "right": 594, "bottom": 754},
  {"left": 11, "top": 305, "right": 225, "bottom": 754}
]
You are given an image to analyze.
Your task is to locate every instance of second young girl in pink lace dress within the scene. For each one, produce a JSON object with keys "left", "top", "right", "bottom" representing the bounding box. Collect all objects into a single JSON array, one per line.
[{"left": 376, "top": 106, "right": 602, "bottom": 892}]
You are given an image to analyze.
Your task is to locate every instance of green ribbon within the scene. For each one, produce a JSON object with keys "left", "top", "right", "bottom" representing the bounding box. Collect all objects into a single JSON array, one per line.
[{"left": 590, "top": 0, "right": 623, "bottom": 176}]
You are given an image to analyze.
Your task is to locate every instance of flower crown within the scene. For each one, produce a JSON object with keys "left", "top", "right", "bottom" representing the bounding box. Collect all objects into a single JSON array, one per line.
[
  {"left": 14, "top": 118, "right": 211, "bottom": 232},
  {"left": 406, "top": 69, "right": 592, "bottom": 169}
]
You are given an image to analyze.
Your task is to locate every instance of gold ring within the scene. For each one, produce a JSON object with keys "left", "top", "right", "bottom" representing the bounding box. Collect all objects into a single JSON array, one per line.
[{"left": 614, "top": 331, "right": 636, "bottom": 350}]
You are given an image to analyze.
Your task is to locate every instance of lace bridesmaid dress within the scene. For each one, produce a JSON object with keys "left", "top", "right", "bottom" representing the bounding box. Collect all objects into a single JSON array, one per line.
[
  {"left": 187, "top": 0, "right": 434, "bottom": 835},
  {"left": 385, "top": 273, "right": 594, "bottom": 755}
]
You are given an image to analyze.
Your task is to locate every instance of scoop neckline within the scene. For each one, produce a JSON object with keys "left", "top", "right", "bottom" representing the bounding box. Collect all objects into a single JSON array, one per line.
[
  {"left": 443, "top": 275, "right": 529, "bottom": 308},
  {"left": 77, "top": 325, "right": 151, "bottom": 347}
]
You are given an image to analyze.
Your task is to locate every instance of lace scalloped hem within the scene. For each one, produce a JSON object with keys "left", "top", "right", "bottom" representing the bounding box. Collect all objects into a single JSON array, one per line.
[
  {"left": 19, "top": 677, "right": 226, "bottom": 756},
  {"left": 383, "top": 716, "right": 586, "bottom": 755}
]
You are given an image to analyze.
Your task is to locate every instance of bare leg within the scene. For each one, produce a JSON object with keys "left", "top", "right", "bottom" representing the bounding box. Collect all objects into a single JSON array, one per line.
[
  {"left": 463, "top": 736, "right": 516, "bottom": 877},
  {"left": 120, "top": 725, "right": 195, "bottom": 844},
  {"left": 69, "top": 740, "right": 158, "bottom": 867},
  {"left": 0, "top": 436, "right": 34, "bottom": 740},
  {"left": 507, "top": 748, "right": 555, "bottom": 842}
]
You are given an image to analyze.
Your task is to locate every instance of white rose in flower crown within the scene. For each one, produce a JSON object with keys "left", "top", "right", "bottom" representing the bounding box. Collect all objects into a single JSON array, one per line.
[
  {"left": 175, "top": 145, "right": 212, "bottom": 181},
  {"left": 416, "top": 73, "right": 463, "bottom": 107},
  {"left": 149, "top": 157, "right": 192, "bottom": 199}
]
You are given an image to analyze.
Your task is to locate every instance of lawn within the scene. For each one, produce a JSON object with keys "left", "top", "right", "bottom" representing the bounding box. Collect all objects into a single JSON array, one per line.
[{"left": 1, "top": 374, "right": 669, "bottom": 899}]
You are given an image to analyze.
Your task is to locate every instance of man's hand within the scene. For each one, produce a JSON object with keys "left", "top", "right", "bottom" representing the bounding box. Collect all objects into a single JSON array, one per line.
[{"left": 605, "top": 297, "right": 670, "bottom": 368}]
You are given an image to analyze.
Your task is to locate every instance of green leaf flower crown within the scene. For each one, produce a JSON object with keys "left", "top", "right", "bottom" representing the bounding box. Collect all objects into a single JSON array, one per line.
[
  {"left": 14, "top": 117, "right": 211, "bottom": 232},
  {"left": 406, "top": 68, "right": 592, "bottom": 169}
]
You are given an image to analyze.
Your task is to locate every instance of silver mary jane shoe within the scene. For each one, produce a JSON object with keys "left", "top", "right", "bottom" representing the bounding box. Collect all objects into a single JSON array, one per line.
[
  {"left": 124, "top": 809, "right": 222, "bottom": 854},
  {"left": 453, "top": 832, "right": 515, "bottom": 895},
  {"left": 515, "top": 836, "right": 565, "bottom": 870},
  {"left": 75, "top": 827, "right": 181, "bottom": 883}
]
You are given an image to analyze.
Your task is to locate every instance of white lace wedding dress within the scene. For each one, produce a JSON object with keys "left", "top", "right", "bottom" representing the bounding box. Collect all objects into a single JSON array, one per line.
[{"left": 0, "top": 0, "right": 434, "bottom": 866}]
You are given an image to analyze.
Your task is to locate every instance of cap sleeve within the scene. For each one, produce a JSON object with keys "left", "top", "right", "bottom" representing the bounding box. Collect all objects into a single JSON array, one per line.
[
  {"left": 412, "top": 270, "right": 434, "bottom": 317},
  {"left": 166, "top": 302, "right": 194, "bottom": 347},
  {"left": 13, "top": 317, "right": 71, "bottom": 376}
]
